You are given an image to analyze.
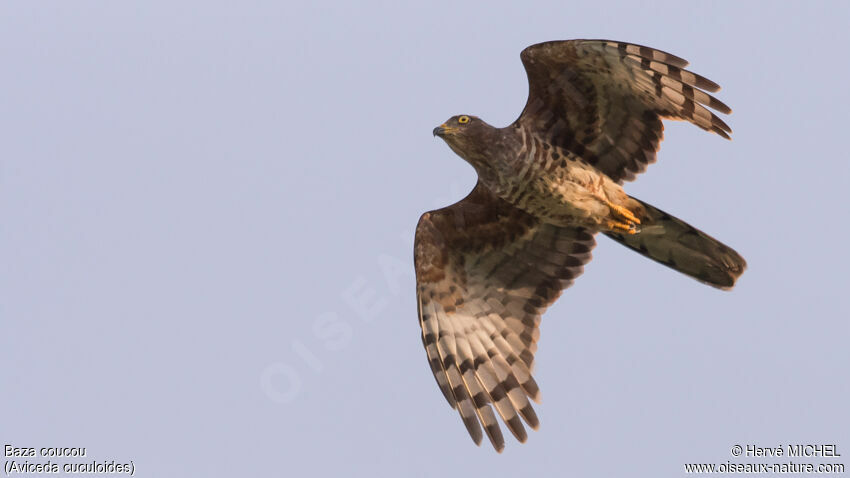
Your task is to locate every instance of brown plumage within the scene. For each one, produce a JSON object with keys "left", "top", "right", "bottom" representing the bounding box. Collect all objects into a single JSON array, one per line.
[{"left": 416, "top": 39, "right": 746, "bottom": 452}]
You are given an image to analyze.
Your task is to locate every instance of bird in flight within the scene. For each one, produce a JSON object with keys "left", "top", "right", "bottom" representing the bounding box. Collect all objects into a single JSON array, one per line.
[{"left": 415, "top": 39, "right": 745, "bottom": 452}]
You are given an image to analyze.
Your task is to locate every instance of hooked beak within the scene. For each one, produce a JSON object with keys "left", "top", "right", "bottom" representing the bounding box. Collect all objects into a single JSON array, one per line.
[{"left": 432, "top": 123, "right": 457, "bottom": 137}]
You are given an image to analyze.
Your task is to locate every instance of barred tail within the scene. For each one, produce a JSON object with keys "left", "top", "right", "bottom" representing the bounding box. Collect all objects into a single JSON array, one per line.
[{"left": 604, "top": 198, "right": 746, "bottom": 289}]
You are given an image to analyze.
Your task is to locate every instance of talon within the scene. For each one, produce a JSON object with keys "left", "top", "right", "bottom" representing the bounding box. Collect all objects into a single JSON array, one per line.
[
  {"left": 606, "top": 220, "right": 638, "bottom": 235},
  {"left": 606, "top": 201, "right": 641, "bottom": 225}
]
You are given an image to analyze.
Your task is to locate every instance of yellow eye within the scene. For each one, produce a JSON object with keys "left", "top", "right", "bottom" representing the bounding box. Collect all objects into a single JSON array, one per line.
[{"left": 458, "top": 115, "right": 470, "bottom": 124}]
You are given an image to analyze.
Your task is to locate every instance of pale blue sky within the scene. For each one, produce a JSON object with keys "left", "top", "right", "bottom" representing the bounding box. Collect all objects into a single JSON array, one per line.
[{"left": 2, "top": 1, "right": 848, "bottom": 477}]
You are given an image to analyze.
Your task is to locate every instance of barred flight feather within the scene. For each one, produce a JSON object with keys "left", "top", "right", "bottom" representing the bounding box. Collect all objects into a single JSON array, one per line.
[
  {"left": 518, "top": 39, "right": 733, "bottom": 183},
  {"left": 414, "top": 184, "right": 596, "bottom": 451}
]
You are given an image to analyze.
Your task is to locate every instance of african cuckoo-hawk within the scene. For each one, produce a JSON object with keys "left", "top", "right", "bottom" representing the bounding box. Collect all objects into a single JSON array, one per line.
[{"left": 414, "top": 39, "right": 746, "bottom": 452}]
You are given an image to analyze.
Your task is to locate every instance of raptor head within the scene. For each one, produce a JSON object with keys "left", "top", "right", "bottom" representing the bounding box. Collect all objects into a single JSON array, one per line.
[{"left": 433, "top": 115, "right": 499, "bottom": 168}]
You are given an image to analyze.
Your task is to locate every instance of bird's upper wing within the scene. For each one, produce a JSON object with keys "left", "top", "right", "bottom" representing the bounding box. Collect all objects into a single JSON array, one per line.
[
  {"left": 414, "top": 182, "right": 595, "bottom": 451},
  {"left": 515, "top": 39, "right": 732, "bottom": 183}
]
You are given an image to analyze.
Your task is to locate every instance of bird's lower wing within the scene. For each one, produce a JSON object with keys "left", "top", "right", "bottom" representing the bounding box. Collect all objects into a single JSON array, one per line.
[{"left": 414, "top": 182, "right": 596, "bottom": 451}]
